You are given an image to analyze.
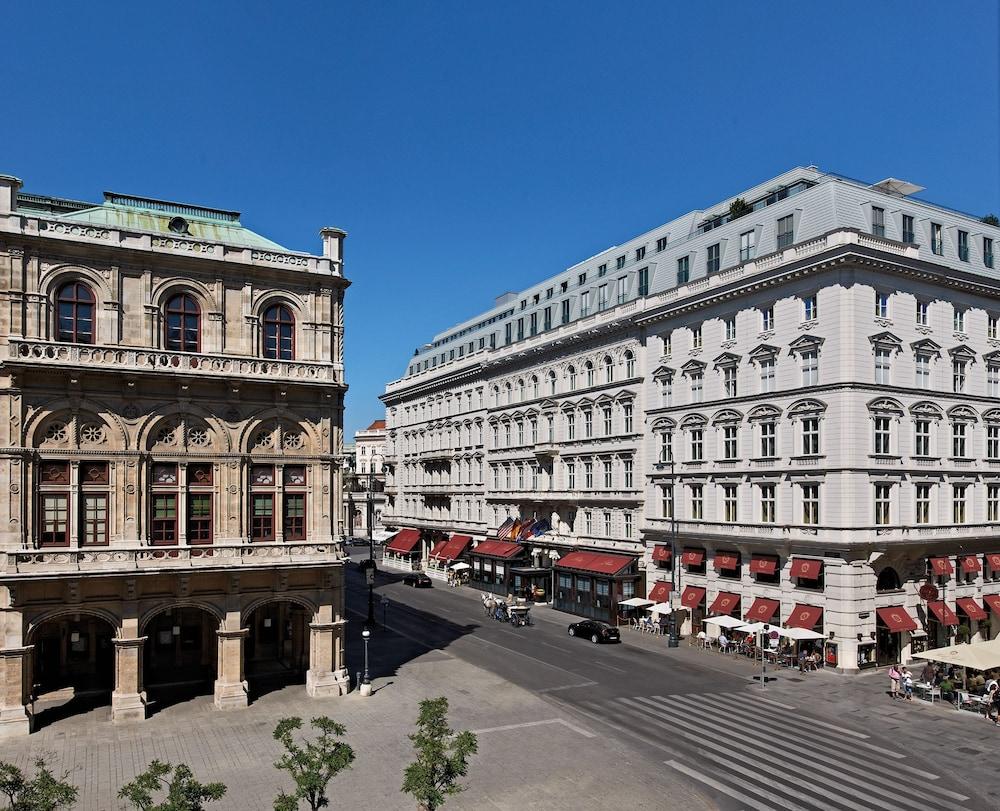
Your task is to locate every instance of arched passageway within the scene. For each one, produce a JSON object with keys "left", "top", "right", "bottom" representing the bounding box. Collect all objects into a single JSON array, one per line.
[
  {"left": 143, "top": 606, "right": 219, "bottom": 712},
  {"left": 244, "top": 601, "right": 311, "bottom": 699}
]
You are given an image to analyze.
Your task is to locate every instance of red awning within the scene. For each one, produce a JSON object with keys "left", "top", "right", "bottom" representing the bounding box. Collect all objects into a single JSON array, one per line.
[
  {"left": 877, "top": 606, "right": 919, "bottom": 632},
  {"left": 713, "top": 552, "right": 739, "bottom": 571},
  {"left": 651, "top": 545, "right": 672, "bottom": 563},
  {"left": 787, "top": 604, "right": 823, "bottom": 630},
  {"left": 749, "top": 556, "right": 778, "bottom": 575},
  {"left": 429, "top": 540, "right": 447, "bottom": 558},
  {"left": 789, "top": 558, "right": 822, "bottom": 579},
  {"left": 432, "top": 534, "right": 472, "bottom": 562},
  {"left": 471, "top": 540, "right": 523, "bottom": 559},
  {"left": 556, "top": 551, "right": 634, "bottom": 576},
  {"left": 385, "top": 528, "right": 421, "bottom": 554},
  {"left": 680, "top": 586, "right": 706, "bottom": 608},
  {"left": 681, "top": 549, "right": 705, "bottom": 566},
  {"left": 985, "top": 594, "right": 1000, "bottom": 617},
  {"left": 956, "top": 597, "right": 988, "bottom": 621},
  {"left": 986, "top": 553, "right": 1000, "bottom": 571},
  {"left": 959, "top": 555, "right": 982, "bottom": 573},
  {"left": 648, "top": 581, "right": 672, "bottom": 602},
  {"left": 744, "top": 597, "right": 780, "bottom": 623},
  {"left": 929, "top": 557, "right": 954, "bottom": 575},
  {"left": 927, "top": 601, "right": 959, "bottom": 626},
  {"left": 709, "top": 591, "right": 740, "bottom": 614}
]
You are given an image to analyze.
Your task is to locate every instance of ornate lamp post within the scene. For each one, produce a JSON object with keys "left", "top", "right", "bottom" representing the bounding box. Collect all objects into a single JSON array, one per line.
[{"left": 360, "top": 627, "right": 372, "bottom": 696}]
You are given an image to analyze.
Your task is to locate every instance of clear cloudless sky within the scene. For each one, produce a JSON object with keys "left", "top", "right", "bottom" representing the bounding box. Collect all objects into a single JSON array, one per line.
[{"left": 4, "top": 1, "right": 999, "bottom": 438}]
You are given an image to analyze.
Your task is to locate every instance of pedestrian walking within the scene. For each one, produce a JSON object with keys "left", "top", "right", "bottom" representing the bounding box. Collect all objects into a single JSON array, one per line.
[
  {"left": 901, "top": 666, "right": 913, "bottom": 700},
  {"left": 888, "top": 664, "right": 901, "bottom": 699},
  {"left": 920, "top": 661, "right": 936, "bottom": 684}
]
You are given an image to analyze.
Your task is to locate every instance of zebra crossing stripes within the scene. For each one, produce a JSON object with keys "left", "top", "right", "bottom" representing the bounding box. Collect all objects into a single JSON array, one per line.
[{"left": 579, "top": 693, "right": 973, "bottom": 811}]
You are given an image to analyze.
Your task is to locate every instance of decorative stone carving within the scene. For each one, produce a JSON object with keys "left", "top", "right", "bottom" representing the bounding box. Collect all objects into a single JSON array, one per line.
[{"left": 79, "top": 423, "right": 106, "bottom": 444}]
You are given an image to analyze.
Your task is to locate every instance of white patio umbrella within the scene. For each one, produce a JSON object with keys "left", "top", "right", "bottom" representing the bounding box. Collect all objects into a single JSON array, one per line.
[
  {"left": 619, "top": 597, "right": 655, "bottom": 608},
  {"left": 704, "top": 615, "right": 745, "bottom": 629},
  {"left": 780, "top": 626, "right": 825, "bottom": 641},
  {"left": 649, "top": 602, "right": 674, "bottom": 615},
  {"left": 449, "top": 562, "right": 471, "bottom": 571}
]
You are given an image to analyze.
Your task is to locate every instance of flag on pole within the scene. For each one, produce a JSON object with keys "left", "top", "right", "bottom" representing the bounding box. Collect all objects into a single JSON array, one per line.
[
  {"left": 496, "top": 517, "right": 514, "bottom": 539},
  {"left": 509, "top": 518, "right": 522, "bottom": 540},
  {"left": 531, "top": 519, "right": 551, "bottom": 536},
  {"left": 517, "top": 519, "right": 536, "bottom": 540}
]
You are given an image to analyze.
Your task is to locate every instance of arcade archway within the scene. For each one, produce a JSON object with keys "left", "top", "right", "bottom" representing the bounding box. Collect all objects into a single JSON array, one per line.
[{"left": 244, "top": 600, "right": 311, "bottom": 699}]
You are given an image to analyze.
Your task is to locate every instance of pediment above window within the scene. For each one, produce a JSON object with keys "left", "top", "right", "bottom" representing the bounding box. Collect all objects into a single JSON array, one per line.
[
  {"left": 748, "top": 343, "right": 780, "bottom": 362},
  {"left": 868, "top": 331, "right": 903, "bottom": 351},
  {"left": 788, "top": 335, "right": 825, "bottom": 355},
  {"left": 712, "top": 352, "right": 741, "bottom": 368}
]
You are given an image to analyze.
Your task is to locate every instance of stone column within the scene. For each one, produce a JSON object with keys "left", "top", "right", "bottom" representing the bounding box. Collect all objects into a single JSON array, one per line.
[
  {"left": 0, "top": 646, "right": 32, "bottom": 738},
  {"left": 213, "top": 629, "right": 248, "bottom": 709},
  {"left": 305, "top": 620, "right": 349, "bottom": 697},
  {"left": 111, "top": 637, "right": 147, "bottom": 723}
]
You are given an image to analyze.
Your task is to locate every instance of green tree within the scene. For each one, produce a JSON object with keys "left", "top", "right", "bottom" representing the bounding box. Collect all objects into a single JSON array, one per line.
[
  {"left": 0, "top": 759, "right": 77, "bottom": 811},
  {"left": 981, "top": 214, "right": 999, "bottom": 226},
  {"left": 401, "top": 697, "right": 477, "bottom": 811},
  {"left": 118, "top": 760, "right": 225, "bottom": 811},
  {"left": 728, "top": 197, "right": 753, "bottom": 220},
  {"left": 272, "top": 716, "right": 355, "bottom": 811}
]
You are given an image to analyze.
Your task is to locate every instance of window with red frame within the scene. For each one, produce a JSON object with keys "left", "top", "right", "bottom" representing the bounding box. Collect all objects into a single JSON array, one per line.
[
  {"left": 263, "top": 304, "right": 295, "bottom": 360},
  {"left": 56, "top": 282, "right": 95, "bottom": 344},
  {"left": 164, "top": 293, "right": 200, "bottom": 352}
]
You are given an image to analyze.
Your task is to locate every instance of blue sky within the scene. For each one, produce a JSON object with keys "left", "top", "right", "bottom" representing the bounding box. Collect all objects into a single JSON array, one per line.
[{"left": 5, "top": 1, "right": 998, "bottom": 438}]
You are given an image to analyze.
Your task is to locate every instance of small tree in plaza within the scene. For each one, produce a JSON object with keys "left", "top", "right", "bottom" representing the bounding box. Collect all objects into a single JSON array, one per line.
[
  {"left": 0, "top": 758, "right": 78, "bottom": 811},
  {"left": 401, "top": 697, "right": 478, "bottom": 811},
  {"left": 272, "top": 716, "right": 355, "bottom": 811},
  {"left": 118, "top": 760, "right": 226, "bottom": 811}
]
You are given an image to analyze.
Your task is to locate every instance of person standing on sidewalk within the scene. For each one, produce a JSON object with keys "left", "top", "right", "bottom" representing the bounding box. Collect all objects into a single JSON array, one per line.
[
  {"left": 888, "top": 663, "right": 901, "bottom": 699},
  {"left": 901, "top": 667, "right": 914, "bottom": 701}
]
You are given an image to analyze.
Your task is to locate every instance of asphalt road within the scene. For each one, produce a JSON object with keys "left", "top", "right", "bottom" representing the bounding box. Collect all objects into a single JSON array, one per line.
[{"left": 345, "top": 553, "right": 992, "bottom": 811}]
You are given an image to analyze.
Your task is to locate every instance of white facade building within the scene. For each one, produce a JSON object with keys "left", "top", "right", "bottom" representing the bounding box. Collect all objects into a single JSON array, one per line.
[
  {"left": 343, "top": 420, "right": 387, "bottom": 538},
  {"left": 381, "top": 167, "right": 1000, "bottom": 671}
]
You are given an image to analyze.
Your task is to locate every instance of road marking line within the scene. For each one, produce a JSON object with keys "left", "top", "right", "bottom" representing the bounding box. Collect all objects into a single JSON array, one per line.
[
  {"left": 745, "top": 694, "right": 798, "bottom": 711},
  {"left": 538, "top": 641, "right": 574, "bottom": 654},
  {"left": 707, "top": 692, "right": 873, "bottom": 742},
  {"left": 471, "top": 718, "right": 595, "bottom": 738},
  {"left": 664, "top": 760, "right": 781, "bottom": 811},
  {"left": 625, "top": 697, "right": 970, "bottom": 806},
  {"left": 536, "top": 681, "right": 598, "bottom": 693},
  {"left": 590, "top": 660, "right": 626, "bottom": 673}
]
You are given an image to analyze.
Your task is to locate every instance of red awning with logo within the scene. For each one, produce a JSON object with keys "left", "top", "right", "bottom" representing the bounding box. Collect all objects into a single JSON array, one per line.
[
  {"left": 681, "top": 549, "right": 705, "bottom": 566},
  {"left": 432, "top": 534, "right": 472, "bottom": 562},
  {"left": 789, "top": 558, "right": 822, "bottom": 579},
  {"left": 648, "top": 581, "right": 672, "bottom": 602},
  {"left": 929, "top": 557, "right": 954, "bottom": 575},
  {"left": 713, "top": 552, "right": 739, "bottom": 571},
  {"left": 877, "top": 606, "right": 918, "bottom": 632},
  {"left": 680, "top": 586, "right": 706, "bottom": 608},
  {"left": 959, "top": 555, "right": 982, "bottom": 573},
  {"left": 749, "top": 556, "right": 779, "bottom": 575},
  {"left": 927, "top": 601, "right": 959, "bottom": 626},
  {"left": 471, "top": 540, "right": 524, "bottom": 559},
  {"left": 709, "top": 591, "right": 740, "bottom": 614},
  {"left": 956, "top": 598, "right": 988, "bottom": 621},
  {"left": 787, "top": 604, "right": 823, "bottom": 630},
  {"left": 744, "top": 598, "right": 780, "bottom": 623},
  {"left": 555, "top": 551, "right": 634, "bottom": 576},
  {"left": 386, "top": 528, "right": 421, "bottom": 554},
  {"left": 651, "top": 545, "right": 672, "bottom": 563},
  {"left": 985, "top": 594, "right": 1000, "bottom": 617},
  {"left": 986, "top": 553, "right": 1000, "bottom": 571},
  {"left": 429, "top": 540, "right": 447, "bottom": 558}
]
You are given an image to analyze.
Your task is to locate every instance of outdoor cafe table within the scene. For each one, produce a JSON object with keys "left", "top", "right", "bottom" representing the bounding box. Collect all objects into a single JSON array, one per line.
[{"left": 913, "top": 682, "right": 941, "bottom": 703}]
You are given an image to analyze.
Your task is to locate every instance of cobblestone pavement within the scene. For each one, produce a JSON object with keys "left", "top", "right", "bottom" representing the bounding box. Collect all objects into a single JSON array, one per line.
[{"left": 2, "top": 651, "right": 710, "bottom": 811}]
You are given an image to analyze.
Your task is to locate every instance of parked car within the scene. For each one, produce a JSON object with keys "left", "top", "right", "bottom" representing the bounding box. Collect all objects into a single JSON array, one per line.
[
  {"left": 567, "top": 619, "right": 620, "bottom": 644},
  {"left": 402, "top": 572, "right": 432, "bottom": 588}
]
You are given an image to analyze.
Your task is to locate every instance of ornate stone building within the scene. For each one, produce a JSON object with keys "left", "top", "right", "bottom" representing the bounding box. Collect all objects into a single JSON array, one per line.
[{"left": 0, "top": 174, "right": 351, "bottom": 737}]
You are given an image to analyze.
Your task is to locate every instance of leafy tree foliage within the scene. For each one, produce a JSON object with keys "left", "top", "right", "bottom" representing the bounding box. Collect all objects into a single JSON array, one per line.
[
  {"left": 0, "top": 759, "right": 77, "bottom": 811},
  {"left": 981, "top": 214, "right": 999, "bottom": 226},
  {"left": 401, "top": 697, "right": 477, "bottom": 811},
  {"left": 728, "top": 197, "right": 753, "bottom": 220},
  {"left": 118, "top": 760, "right": 226, "bottom": 811},
  {"left": 272, "top": 716, "right": 355, "bottom": 811}
]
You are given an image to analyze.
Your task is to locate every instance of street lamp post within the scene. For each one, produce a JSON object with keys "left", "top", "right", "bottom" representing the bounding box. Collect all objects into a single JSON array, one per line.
[
  {"left": 667, "top": 440, "right": 679, "bottom": 648},
  {"left": 365, "top": 469, "right": 376, "bottom": 630},
  {"left": 360, "top": 627, "right": 372, "bottom": 696}
]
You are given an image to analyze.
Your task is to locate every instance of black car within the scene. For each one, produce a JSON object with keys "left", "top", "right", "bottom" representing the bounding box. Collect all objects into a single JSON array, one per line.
[
  {"left": 567, "top": 619, "right": 620, "bottom": 643},
  {"left": 402, "top": 572, "right": 432, "bottom": 588}
]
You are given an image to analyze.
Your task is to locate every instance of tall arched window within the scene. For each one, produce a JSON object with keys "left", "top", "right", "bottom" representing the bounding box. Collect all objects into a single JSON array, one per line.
[
  {"left": 164, "top": 293, "right": 200, "bottom": 352},
  {"left": 263, "top": 304, "right": 295, "bottom": 359},
  {"left": 56, "top": 282, "right": 95, "bottom": 344},
  {"left": 624, "top": 350, "right": 636, "bottom": 378},
  {"left": 603, "top": 355, "right": 614, "bottom": 383}
]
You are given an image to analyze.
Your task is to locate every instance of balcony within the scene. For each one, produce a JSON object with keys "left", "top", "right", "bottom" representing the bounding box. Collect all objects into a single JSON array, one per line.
[
  {"left": 533, "top": 442, "right": 560, "bottom": 460},
  {"left": 1, "top": 540, "right": 345, "bottom": 578},
  {"left": 485, "top": 489, "right": 641, "bottom": 504},
  {"left": 7, "top": 339, "right": 341, "bottom": 387}
]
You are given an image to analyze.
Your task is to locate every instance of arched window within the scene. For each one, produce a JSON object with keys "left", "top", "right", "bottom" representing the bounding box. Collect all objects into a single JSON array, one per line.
[
  {"left": 604, "top": 355, "right": 614, "bottom": 383},
  {"left": 624, "top": 350, "right": 636, "bottom": 378},
  {"left": 876, "top": 567, "right": 902, "bottom": 592},
  {"left": 531, "top": 375, "right": 539, "bottom": 399},
  {"left": 548, "top": 370, "right": 557, "bottom": 395},
  {"left": 567, "top": 365, "right": 577, "bottom": 390},
  {"left": 263, "top": 304, "right": 295, "bottom": 360},
  {"left": 56, "top": 282, "right": 95, "bottom": 344},
  {"left": 585, "top": 361, "right": 595, "bottom": 387},
  {"left": 164, "top": 293, "right": 200, "bottom": 352}
]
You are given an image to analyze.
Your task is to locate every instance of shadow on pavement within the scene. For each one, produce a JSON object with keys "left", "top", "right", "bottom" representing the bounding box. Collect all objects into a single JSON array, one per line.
[{"left": 32, "top": 689, "right": 110, "bottom": 731}]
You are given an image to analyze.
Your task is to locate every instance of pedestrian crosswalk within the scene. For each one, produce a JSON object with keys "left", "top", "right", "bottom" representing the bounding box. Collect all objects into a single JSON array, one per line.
[{"left": 577, "top": 691, "right": 975, "bottom": 811}]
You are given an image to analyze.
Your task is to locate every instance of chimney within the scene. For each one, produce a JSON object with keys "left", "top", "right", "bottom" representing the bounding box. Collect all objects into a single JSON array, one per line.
[
  {"left": 0, "top": 174, "right": 22, "bottom": 215},
  {"left": 320, "top": 227, "right": 347, "bottom": 264}
]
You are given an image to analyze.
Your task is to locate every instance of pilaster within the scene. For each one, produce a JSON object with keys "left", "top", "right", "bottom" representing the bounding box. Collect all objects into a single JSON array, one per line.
[
  {"left": 0, "top": 646, "right": 32, "bottom": 738},
  {"left": 213, "top": 628, "right": 249, "bottom": 709},
  {"left": 110, "top": 637, "right": 147, "bottom": 723},
  {"left": 305, "top": 620, "right": 349, "bottom": 697}
]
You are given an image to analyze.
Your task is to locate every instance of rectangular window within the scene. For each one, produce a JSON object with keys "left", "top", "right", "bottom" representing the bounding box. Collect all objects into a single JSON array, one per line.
[
  {"left": 598, "top": 284, "right": 608, "bottom": 311},
  {"left": 990, "top": 315, "right": 999, "bottom": 340},
  {"left": 739, "top": 230, "right": 756, "bottom": 261},
  {"left": 872, "top": 206, "right": 885, "bottom": 237},
  {"left": 584, "top": 410, "right": 593, "bottom": 438},
  {"left": 692, "top": 325, "right": 702, "bottom": 349},
  {"left": 874, "top": 484, "right": 891, "bottom": 525},
  {"left": 617, "top": 276, "right": 628, "bottom": 304},
  {"left": 875, "top": 291, "right": 890, "bottom": 319},
  {"left": 40, "top": 493, "right": 69, "bottom": 547},
  {"left": 566, "top": 412, "right": 575, "bottom": 440},
  {"left": 916, "top": 300, "right": 929, "bottom": 327},
  {"left": 504, "top": 323, "right": 512, "bottom": 345},
  {"left": 677, "top": 256, "right": 690, "bottom": 284},
  {"left": 801, "top": 484, "right": 819, "bottom": 525},
  {"left": 803, "top": 294, "right": 818, "bottom": 321},
  {"left": 690, "top": 429, "right": 704, "bottom": 461},
  {"left": 623, "top": 403, "right": 634, "bottom": 433},
  {"left": 875, "top": 348, "right": 891, "bottom": 385},
  {"left": 543, "top": 307, "right": 552, "bottom": 331},
  {"left": 915, "top": 419, "right": 931, "bottom": 456},
  {"left": 723, "top": 485, "right": 738, "bottom": 523},
  {"left": 988, "top": 424, "right": 1000, "bottom": 460},
  {"left": 690, "top": 484, "right": 703, "bottom": 520},
  {"left": 624, "top": 459, "right": 634, "bottom": 488},
  {"left": 516, "top": 318, "right": 524, "bottom": 340},
  {"left": 584, "top": 511, "right": 592, "bottom": 534},
  {"left": 659, "top": 431, "right": 672, "bottom": 463},
  {"left": 638, "top": 266, "right": 649, "bottom": 296},
  {"left": 958, "top": 230, "right": 969, "bottom": 261},
  {"left": 989, "top": 364, "right": 1000, "bottom": 397},
  {"left": 566, "top": 462, "right": 575, "bottom": 490},
  {"left": 874, "top": 416, "right": 891, "bottom": 455},
  {"left": 603, "top": 511, "right": 612, "bottom": 536},
  {"left": 723, "top": 366, "right": 737, "bottom": 398},
  {"left": 954, "top": 309, "right": 966, "bottom": 333},
  {"left": 578, "top": 272, "right": 587, "bottom": 286},
  {"left": 931, "top": 223, "right": 943, "bottom": 255},
  {"left": 952, "top": 422, "right": 967, "bottom": 457},
  {"left": 902, "top": 214, "right": 915, "bottom": 244},
  {"left": 761, "top": 305, "right": 774, "bottom": 331},
  {"left": 952, "top": 359, "right": 967, "bottom": 393},
  {"left": 616, "top": 255, "right": 625, "bottom": 270},
  {"left": 915, "top": 354, "right": 930, "bottom": 389},
  {"left": 706, "top": 243, "right": 721, "bottom": 273},
  {"left": 990, "top": 485, "right": 1000, "bottom": 523},
  {"left": 657, "top": 236, "right": 668, "bottom": 252},
  {"left": 725, "top": 316, "right": 737, "bottom": 341},
  {"left": 985, "top": 237, "right": 995, "bottom": 269},
  {"left": 623, "top": 511, "right": 633, "bottom": 538},
  {"left": 602, "top": 406, "right": 612, "bottom": 436},
  {"left": 802, "top": 417, "right": 820, "bottom": 455},
  {"left": 759, "top": 358, "right": 775, "bottom": 393},
  {"left": 690, "top": 372, "right": 703, "bottom": 403},
  {"left": 661, "top": 484, "right": 673, "bottom": 518},
  {"left": 584, "top": 462, "right": 593, "bottom": 489},
  {"left": 952, "top": 484, "right": 967, "bottom": 523},
  {"left": 598, "top": 264, "right": 607, "bottom": 277},
  {"left": 529, "top": 312, "right": 538, "bottom": 337},
  {"left": 603, "top": 460, "right": 612, "bottom": 489},
  {"left": 760, "top": 422, "right": 776, "bottom": 458},
  {"left": 760, "top": 484, "right": 776, "bottom": 523},
  {"left": 252, "top": 494, "right": 275, "bottom": 541},
  {"left": 916, "top": 483, "right": 931, "bottom": 524},
  {"left": 152, "top": 494, "right": 178, "bottom": 545},
  {"left": 635, "top": 246, "right": 646, "bottom": 261},
  {"left": 723, "top": 425, "right": 738, "bottom": 459},
  {"left": 187, "top": 493, "right": 212, "bottom": 544},
  {"left": 81, "top": 493, "right": 109, "bottom": 546},
  {"left": 561, "top": 299, "right": 570, "bottom": 324},
  {"left": 801, "top": 350, "right": 819, "bottom": 386},
  {"left": 777, "top": 214, "right": 794, "bottom": 248}
]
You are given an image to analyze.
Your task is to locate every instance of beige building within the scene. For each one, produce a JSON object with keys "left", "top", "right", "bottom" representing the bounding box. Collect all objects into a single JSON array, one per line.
[
  {"left": 343, "top": 420, "right": 387, "bottom": 538},
  {"left": 0, "top": 173, "right": 351, "bottom": 737}
]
